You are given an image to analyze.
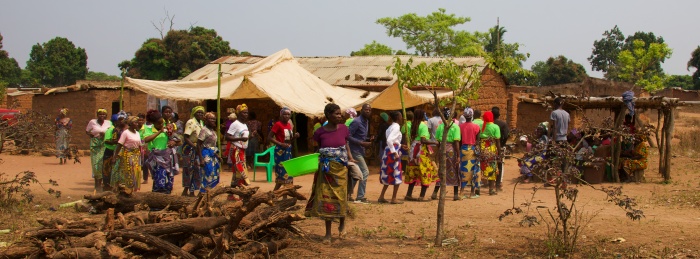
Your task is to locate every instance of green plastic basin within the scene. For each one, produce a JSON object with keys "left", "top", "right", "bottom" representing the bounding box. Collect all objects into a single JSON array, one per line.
[{"left": 281, "top": 153, "right": 320, "bottom": 177}]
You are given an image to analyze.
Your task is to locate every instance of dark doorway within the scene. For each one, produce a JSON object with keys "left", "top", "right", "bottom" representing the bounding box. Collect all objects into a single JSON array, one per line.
[
  {"left": 205, "top": 100, "right": 217, "bottom": 113},
  {"left": 111, "top": 101, "right": 120, "bottom": 115},
  {"left": 295, "top": 113, "right": 309, "bottom": 154}
]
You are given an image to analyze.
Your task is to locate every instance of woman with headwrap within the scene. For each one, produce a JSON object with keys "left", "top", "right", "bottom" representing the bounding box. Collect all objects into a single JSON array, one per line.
[
  {"left": 479, "top": 111, "right": 501, "bottom": 195},
  {"left": 459, "top": 108, "right": 482, "bottom": 198},
  {"left": 182, "top": 106, "right": 205, "bottom": 196},
  {"left": 377, "top": 111, "right": 404, "bottom": 204},
  {"left": 143, "top": 110, "right": 177, "bottom": 194},
  {"left": 621, "top": 134, "right": 649, "bottom": 182},
  {"left": 305, "top": 103, "right": 355, "bottom": 244},
  {"left": 55, "top": 108, "right": 72, "bottom": 165},
  {"left": 102, "top": 111, "right": 127, "bottom": 190},
  {"left": 86, "top": 108, "right": 113, "bottom": 191},
  {"left": 431, "top": 108, "right": 462, "bottom": 200},
  {"left": 269, "top": 107, "right": 299, "bottom": 190},
  {"left": 226, "top": 104, "right": 251, "bottom": 189},
  {"left": 197, "top": 112, "right": 222, "bottom": 192},
  {"left": 111, "top": 116, "right": 142, "bottom": 194},
  {"left": 404, "top": 108, "right": 439, "bottom": 202}
]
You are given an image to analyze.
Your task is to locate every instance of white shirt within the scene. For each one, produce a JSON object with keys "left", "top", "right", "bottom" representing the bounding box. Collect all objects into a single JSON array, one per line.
[
  {"left": 85, "top": 119, "right": 112, "bottom": 137},
  {"left": 385, "top": 122, "right": 402, "bottom": 154},
  {"left": 226, "top": 120, "right": 249, "bottom": 149}
]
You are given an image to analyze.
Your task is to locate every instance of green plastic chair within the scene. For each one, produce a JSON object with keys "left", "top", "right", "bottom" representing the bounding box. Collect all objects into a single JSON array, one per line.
[{"left": 253, "top": 145, "right": 275, "bottom": 182}]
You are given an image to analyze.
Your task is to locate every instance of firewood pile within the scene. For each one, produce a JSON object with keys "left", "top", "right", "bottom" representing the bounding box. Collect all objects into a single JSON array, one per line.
[{"left": 0, "top": 185, "right": 307, "bottom": 258}]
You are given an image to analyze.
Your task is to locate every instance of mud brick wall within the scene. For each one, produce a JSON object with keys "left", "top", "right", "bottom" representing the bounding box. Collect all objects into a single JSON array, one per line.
[
  {"left": 5, "top": 94, "right": 34, "bottom": 112},
  {"left": 655, "top": 88, "right": 700, "bottom": 101},
  {"left": 32, "top": 89, "right": 148, "bottom": 150}
]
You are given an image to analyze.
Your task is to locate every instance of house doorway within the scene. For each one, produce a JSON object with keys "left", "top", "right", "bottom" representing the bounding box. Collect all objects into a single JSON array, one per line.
[{"left": 294, "top": 113, "right": 309, "bottom": 154}]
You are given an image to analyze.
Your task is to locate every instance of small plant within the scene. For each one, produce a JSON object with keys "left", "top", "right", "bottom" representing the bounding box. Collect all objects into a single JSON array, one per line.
[{"left": 0, "top": 170, "right": 60, "bottom": 208}]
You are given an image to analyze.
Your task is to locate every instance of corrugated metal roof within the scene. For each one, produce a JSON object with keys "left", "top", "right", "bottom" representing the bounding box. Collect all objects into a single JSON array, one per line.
[{"left": 178, "top": 55, "right": 487, "bottom": 87}]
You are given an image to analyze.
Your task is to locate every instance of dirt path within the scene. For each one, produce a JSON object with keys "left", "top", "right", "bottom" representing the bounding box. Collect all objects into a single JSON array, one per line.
[{"left": 2, "top": 148, "right": 699, "bottom": 258}]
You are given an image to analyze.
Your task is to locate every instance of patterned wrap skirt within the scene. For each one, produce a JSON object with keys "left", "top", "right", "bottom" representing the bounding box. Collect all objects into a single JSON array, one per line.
[
  {"left": 460, "top": 144, "right": 481, "bottom": 188},
  {"left": 181, "top": 144, "right": 201, "bottom": 191},
  {"left": 112, "top": 147, "right": 141, "bottom": 194},
  {"left": 274, "top": 145, "right": 294, "bottom": 184},
  {"left": 55, "top": 128, "right": 70, "bottom": 158},
  {"left": 404, "top": 141, "right": 438, "bottom": 186},
  {"left": 90, "top": 137, "right": 106, "bottom": 179},
  {"left": 480, "top": 141, "right": 499, "bottom": 181},
  {"left": 200, "top": 147, "right": 221, "bottom": 193},
  {"left": 379, "top": 144, "right": 403, "bottom": 185},
  {"left": 102, "top": 149, "right": 115, "bottom": 188},
  {"left": 305, "top": 146, "right": 349, "bottom": 219},
  {"left": 438, "top": 144, "right": 461, "bottom": 186},
  {"left": 229, "top": 146, "right": 250, "bottom": 187},
  {"left": 147, "top": 148, "right": 176, "bottom": 194}
]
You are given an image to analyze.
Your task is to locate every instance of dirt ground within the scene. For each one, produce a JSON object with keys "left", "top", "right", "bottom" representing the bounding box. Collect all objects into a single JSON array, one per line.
[{"left": 1, "top": 112, "right": 699, "bottom": 258}]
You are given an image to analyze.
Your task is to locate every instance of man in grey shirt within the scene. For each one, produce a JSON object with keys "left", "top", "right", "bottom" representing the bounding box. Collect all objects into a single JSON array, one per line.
[
  {"left": 550, "top": 97, "right": 570, "bottom": 142},
  {"left": 427, "top": 109, "right": 442, "bottom": 141}
]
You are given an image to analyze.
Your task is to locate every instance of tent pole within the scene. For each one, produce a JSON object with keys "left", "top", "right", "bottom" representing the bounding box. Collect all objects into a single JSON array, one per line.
[
  {"left": 398, "top": 82, "right": 410, "bottom": 144},
  {"left": 120, "top": 68, "right": 125, "bottom": 111},
  {"left": 292, "top": 112, "right": 298, "bottom": 157},
  {"left": 217, "top": 64, "right": 222, "bottom": 149}
]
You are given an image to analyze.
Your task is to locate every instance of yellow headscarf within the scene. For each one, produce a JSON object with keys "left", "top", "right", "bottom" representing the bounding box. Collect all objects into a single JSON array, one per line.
[
  {"left": 236, "top": 103, "right": 248, "bottom": 113},
  {"left": 59, "top": 108, "right": 69, "bottom": 116},
  {"left": 191, "top": 106, "right": 205, "bottom": 118},
  {"left": 126, "top": 116, "right": 139, "bottom": 125},
  {"left": 97, "top": 108, "right": 108, "bottom": 115}
]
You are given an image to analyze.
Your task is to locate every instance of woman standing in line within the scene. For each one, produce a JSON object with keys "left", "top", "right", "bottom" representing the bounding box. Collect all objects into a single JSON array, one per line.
[
  {"left": 102, "top": 111, "right": 127, "bottom": 190},
  {"left": 182, "top": 106, "right": 205, "bottom": 196},
  {"left": 143, "top": 110, "right": 178, "bottom": 194},
  {"left": 404, "top": 108, "right": 438, "bottom": 201},
  {"left": 111, "top": 116, "right": 142, "bottom": 194},
  {"left": 270, "top": 107, "right": 299, "bottom": 190},
  {"left": 479, "top": 111, "right": 501, "bottom": 195},
  {"left": 226, "top": 104, "right": 251, "bottom": 188},
  {"left": 245, "top": 111, "right": 262, "bottom": 168},
  {"left": 86, "top": 108, "right": 112, "bottom": 191},
  {"left": 55, "top": 108, "right": 72, "bottom": 165},
  {"left": 305, "top": 103, "right": 355, "bottom": 244},
  {"left": 431, "top": 108, "right": 462, "bottom": 201},
  {"left": 377, "top": 111, "right": 404, "bottom": 204},
  {"left": 197, "top": 112, "right": 222, "bottom": 193}
]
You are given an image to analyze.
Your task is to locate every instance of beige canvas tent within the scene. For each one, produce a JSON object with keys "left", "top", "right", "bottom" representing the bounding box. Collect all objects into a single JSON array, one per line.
[
  {"left": 368, "top": 86, "right": 454, "bottom": 110},
  {"left": 126, "top": 49, "right": 378, "bottom": 117}
]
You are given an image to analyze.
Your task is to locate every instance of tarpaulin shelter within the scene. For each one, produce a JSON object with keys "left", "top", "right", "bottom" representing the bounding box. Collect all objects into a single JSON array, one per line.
[
  {"left": 368, "top": 86, "right": 454, "bottom": 110},
  {"left": 126, "top": 49, "right": 378, "bottom": 117}
]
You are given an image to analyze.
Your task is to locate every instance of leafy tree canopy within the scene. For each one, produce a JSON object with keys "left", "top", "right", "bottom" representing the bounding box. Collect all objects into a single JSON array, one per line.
[
  {"left": 121, "top": 26, "right": 241, "bottom": 80},
  {"left": 0, "top": 33, "right": 23, "bottom": 87},
  {"left": 86, "top": 71, "right": 120, "bottom": 81},
  {"left": 350, "top": 41, "right": 395, "bottom": 56},
  {"left": 665, "top": 75, "right": 695, "bottom": 90},
  {"left": 688, "top": 46, "right": 700, "bottom": 89},
  {"left": 26, "top": 37, "right": 88, "bottom": 87},
  {"left": 538, "top": 55, "right": 588, "bottom": 86},
  {"left": 481, "top": 25, "right": 530, "bottom": 85},
  {"left": 617, "top": 39, "right": 672, "bottom": 91}
]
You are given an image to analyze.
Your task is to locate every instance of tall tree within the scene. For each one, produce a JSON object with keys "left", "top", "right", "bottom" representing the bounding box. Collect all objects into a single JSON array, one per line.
[
  {"left": 376, "top": 8, "right": 476, "bottom": 56},
  {"left": 617, "top": 39, "right": 672, "bottom": 91},
  {"left": 85, "top": 71, "right": 120, "bottom": 81},
  {"left": 538, "top": 55, "right": 588, "bottom": 86},
  {"left": 665, "top": 75, "right": 695, "bottom": 90},
  {"left": 688, "top": 46, "right": 700, "bottom": 89},
  {"left": 623, "top": 31, "right": 666, "bottom": 77},
  {"left": 26, "top": 37, "right": 88, "bottom": 87},
  {"left": 0, "top": 33, "right": 23, "bottom": 87},
  {"left": 122, "top": 26, "right": 240, "bottom": 80},
  {"left": 481, "top": 25, "right": 530, "bottom": 84},
  {"left": 588, "top": 25, "right": 625, "bottom": 80},
  {"left": 350, "top": 41, "right": 395, "bottom": 56}
]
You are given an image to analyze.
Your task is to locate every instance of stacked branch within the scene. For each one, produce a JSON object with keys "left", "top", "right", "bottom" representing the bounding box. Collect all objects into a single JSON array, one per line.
[{"left": 0, "top": 185, "right": 307, "bottom": 258}]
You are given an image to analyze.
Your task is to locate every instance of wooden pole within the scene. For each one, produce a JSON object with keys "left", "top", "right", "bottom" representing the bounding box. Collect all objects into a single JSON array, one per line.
[
  {"left": 611, "top": 108, "right": 625, "bottom": 183},
  {"left": 217, "top": 64, "right": 222, "bottom": 149},
  {"left": 119, "top": 69, "right": 125, "bottom": 111},
  {"left": 658, "top": 110, "right": 666, "bottom": 176},
  {"left": 663, "top": 108, "right": 674, "bottom": 181}
]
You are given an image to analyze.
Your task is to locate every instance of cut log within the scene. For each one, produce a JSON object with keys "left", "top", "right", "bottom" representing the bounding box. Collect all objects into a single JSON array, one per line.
[
  {"left": 85, "top": 191, "right": 196, "bottom": 213},
  {"left": 72, "top": 231, "right": 107, "bottom": 249},
  {"left": 0, "top": 245, "right": 40, "bottom": 259},
  {"left": 105, "top": 243, "right": 129, "bottom": 259},
  {"left": 23, "top": 229, "right": 94, "bottom": 239},
  {"left": 50, "top": 247, "right": 101, "bottom": 259},
  {"left": 41, "top": 239, "right": 56, "bottom": 255},
  {"left": 108, "top": 231, "right": 197, "bottom": 259},
  {"left": 181, "top": 236, "right": 215, "bottom": 253},
  {"left": 36, "top": 218, "right": 101, "bottom": 230},
  {"left": 236, "top": 213, "right": 305, "bottom": 239},
  {"left": 129, "top": 216, "right": 228, "bottom": 236},
  {"left": 240, "top": 239, "right": 291, "bottom": 258}
]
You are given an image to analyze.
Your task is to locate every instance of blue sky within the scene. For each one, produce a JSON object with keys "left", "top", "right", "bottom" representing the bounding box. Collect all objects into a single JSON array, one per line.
[{"left": 1, "top": 0, "right": 698, "bottom": 78}]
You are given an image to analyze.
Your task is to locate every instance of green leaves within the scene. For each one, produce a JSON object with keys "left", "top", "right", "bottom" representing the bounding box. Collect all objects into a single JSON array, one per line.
[
  {"left": 350, "top": 41, "right": 396, "bottom": 56},
  {"left": 0, "top": 34, "right": 22, "bottom": 88},
  {"left": 617, "top": 39, "right": 672, "bottom": 91},
  {"left": 26, "top": 37, "right": 88, "bottom": 87},
  {"left": 688, "top": 46, "right": 700, "bottom": 89}
]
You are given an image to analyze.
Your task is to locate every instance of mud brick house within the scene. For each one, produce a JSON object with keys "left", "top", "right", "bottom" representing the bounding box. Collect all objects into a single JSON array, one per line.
[
  {"left": 31, "top": 80, "right": 148, "bottom": 149},
  {"left": 1, "top": 88, "right": 38, "bottom": 112}
]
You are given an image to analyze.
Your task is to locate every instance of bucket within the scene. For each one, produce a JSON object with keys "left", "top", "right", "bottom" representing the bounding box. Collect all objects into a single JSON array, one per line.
[{"left": 281, "top": 153, "right": 320, "bottom": 177}]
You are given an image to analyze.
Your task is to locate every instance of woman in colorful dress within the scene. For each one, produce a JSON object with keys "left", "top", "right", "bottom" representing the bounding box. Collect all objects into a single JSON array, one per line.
[
  {"left": 111, "top": 116, "right": 142, "bottom": 194},
  {"left": 182, "top": 106, "right": 205, "bottom": 196},
  {"left": 459, "top": 108, "right": 482, "bottom": 198},
  {"left": 404, "top": 108, "right": 438, "bottom": 201},
  {"left": 55, "top": 108, "right": 72, "bottom": 165},
  {"left": 86, "top": 108, "right": 112, "bottom": 191},
  {"left": 102, "top": 111, "right": 127, "bottom": 190},
  {"left": 432, "top": 108, "right": 462, "bottom": 200},
  {"left": 143, "top": 110, "right": 178, "bottom": 194},
  {"left": 377, "top": 111, "right": 404, "bottom": 204},
  {"left": 197, "top": 112, "right": 221, "bottom": 193},
  {"left": 270, "top": 107, "right": 299, "bottom": 190},
  {"left": 305, "top": 103, "right": 355, "bottom": 244},
  {"left": 226, "top": 104, "right": 250, "bottom": 188},
  {"left": 621, "top": 134, "right": 649, "bottom": 182},
  {"left": 479, "top": 111, "right": 501, "bottom": 195}
]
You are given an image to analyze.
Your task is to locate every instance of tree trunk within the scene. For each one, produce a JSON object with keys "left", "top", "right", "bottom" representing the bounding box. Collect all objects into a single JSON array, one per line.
[
  {"left": 108, "top": 231, "right": 197, "bottom": 259},
  {"left": 434, "top": 121, "right": 450, "bottom": 247},
  {"left": 0, "top": 245, "right": 40, "bottom": 259},
  {"left": 84, "top": 191, "right": 197, "bottom": 213},
  {"left": 50, "top": 247, "right": 102, "bottom": 259},
  {"left": 663, "top": 108, "right": 674, "bottom": 181}
]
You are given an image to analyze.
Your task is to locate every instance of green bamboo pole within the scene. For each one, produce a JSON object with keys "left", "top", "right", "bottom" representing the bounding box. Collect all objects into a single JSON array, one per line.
[
  {"left": 119, "top": 69, "right": 125, "bottom": 111},
  {"left": 217, "top": 64, "right": 222, "bottom": 148},
  {"left": 398, "top": 81, "right": 410, "bottom": 144}
]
